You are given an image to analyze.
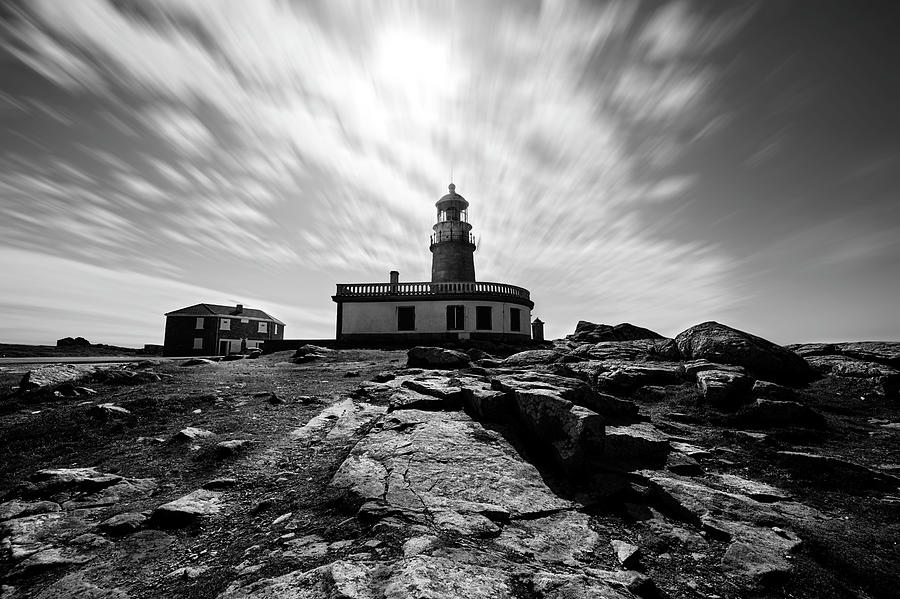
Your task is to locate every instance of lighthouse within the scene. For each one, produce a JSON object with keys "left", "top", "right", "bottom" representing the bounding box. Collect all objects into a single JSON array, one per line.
[
  {"left": 332, "top": 183, "right": 534, "bottom": 346},
  {"left": 430, "top": 183, "right": 476, "bottom": 282}
]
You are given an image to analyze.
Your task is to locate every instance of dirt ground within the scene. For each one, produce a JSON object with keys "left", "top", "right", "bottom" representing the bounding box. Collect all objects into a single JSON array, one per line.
[
  {"left": 0, "top": 350, "right": 404, "bottom": 598},
  {"left": 1, "top": 349, "right": 898, "bottom": 599}
]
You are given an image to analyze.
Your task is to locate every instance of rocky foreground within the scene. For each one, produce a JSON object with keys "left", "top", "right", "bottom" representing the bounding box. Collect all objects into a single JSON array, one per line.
[{"left": 1, "top": 321, "right": 898, "bottom": 598}]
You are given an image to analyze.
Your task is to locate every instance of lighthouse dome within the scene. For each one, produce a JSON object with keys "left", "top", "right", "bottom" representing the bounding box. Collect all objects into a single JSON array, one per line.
[{"left": 436, "top": 183, "right": 469, "bottom": 209}]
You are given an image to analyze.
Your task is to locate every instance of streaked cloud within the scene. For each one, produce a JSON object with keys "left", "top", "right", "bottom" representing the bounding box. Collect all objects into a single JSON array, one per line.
[{"left": 12, "top": 0, "right": 878, "bottom": 345}]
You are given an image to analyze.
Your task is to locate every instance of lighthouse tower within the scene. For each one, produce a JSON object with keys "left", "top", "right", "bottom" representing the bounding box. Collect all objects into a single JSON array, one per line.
[{"left": 430, "top": 183, "right": 476, "bottom": 283}]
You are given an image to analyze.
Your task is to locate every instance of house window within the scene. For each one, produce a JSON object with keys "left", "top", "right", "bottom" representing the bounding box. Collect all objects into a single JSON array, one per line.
[
  {"left": 193, "top": 337, "right": 203, "bottom": 350},
  {"left": 476, "top": 306, "right": 492, "bottom": 330},
  {"left": 510, "top": 308, "right": 521, "bottom": 332},
  {"left": 397, "top": 306, "right": 415, "bottom": 331},
  {"left": 274, "top": 324, "right": 279, "bottom": 335},
  {"left": 258, "top": 321, "right": 268, "bottom": 333},
  {"left": 241, "top": 318, "right": 249, "bottom": 324},
  {"left": 195, "top": 317, "right": 204, "bottom": 329},
  {"left": 220, "top": 318, "right": 230, "bottom": 331},
  {"left": 446, "top": 305, "right": 465, "bottom": 330}
]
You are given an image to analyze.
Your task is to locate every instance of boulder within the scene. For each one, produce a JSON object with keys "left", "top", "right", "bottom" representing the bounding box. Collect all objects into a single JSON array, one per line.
[
  {"left": 775, "top": 451, "right": 900, "bottom": 492},
  {"left": 18, "top": 364, "right": 96, "bottom": 392},
  {"left": 512, "top": 390, "right": 605, "bottom": 473},
  {"left": 610, "top": 539, "right": 641, "bottom": 568},
  {"left": 172, "top": 427, "right": 215, "bottom": 442},
  {"left": 751, "top": 380, "right": 797, "bottom": 401},
  {"left": 675, "top": 321, "right": 813, "bottom": 386},
  {"left": 151, "top": 490, "right": 222, "bottom": 527},
  {"left": 406, "top": 346, "right": 471, "bottom": 369},
  {"left": 572, "top": 338, "right": 680, "bottom": 362},
  {"left": 180, "top": 358, "right": 217, "bottom": 367},
  {"left": 89, "top": 403, "right": 134, "bottom": 421},
  {"left": 602, "top": 423, "right": 669, "bottom": 469},
  {"left": 216, "top": 439, "right": 252, "bottom": 457},
  {"left": 98, "top": 512, "right": 147, "bottom": 536},
  {"left": 738, "top": 399, "right": 825, "bottom": 429},
  {"left": 0, "top": 500, "right": 60, "bottom": 522},
  {"left": 834, "top": 341, "right": 900, "bottom": 368},
  {"left": 804, "top": 355, "right": 900, "bottom": 396},
  {"left": 568, "top": 321, "right": 665, "bottom": 343},
  {"left": 500, "top": 350, "right": 563, "bottom": 366},
  {"left": 695, "top": 370, "right": 752, "bottom": 409}
]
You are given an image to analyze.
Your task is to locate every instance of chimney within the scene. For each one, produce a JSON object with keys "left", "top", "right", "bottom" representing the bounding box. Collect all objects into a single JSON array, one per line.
[
  {"left": 531, "top": 318, "right": 544, "bottom": 342},
  {"left": 390, "top": 270, "right": 399, "bottom": 293},
  {"left": 235, "top": 304, "right": 243, "bottom": 314}
]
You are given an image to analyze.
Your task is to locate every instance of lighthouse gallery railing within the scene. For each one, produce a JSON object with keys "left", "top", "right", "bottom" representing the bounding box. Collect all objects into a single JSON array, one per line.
[{"left": 335, "top": 281, "right": 530, "bottom": 300}]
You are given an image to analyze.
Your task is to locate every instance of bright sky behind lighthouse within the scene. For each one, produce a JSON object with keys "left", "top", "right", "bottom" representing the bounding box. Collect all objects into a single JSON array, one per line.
[{"left": 1, "top": 0, "right": 899, "bottom": 346}]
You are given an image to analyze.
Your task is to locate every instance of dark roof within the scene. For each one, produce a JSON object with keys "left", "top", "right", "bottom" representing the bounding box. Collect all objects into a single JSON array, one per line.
[{"left": 165, "top": 303, "right": 285, "bottom": 325}]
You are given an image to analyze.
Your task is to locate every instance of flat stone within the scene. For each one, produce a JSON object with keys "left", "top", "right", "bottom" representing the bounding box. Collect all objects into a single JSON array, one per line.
[
  {"left": 0, "top": 500, "right": 61, "bottom": 522},
  {"left": 33, "top": 571, "right": 127, "bottom": 599},
  {"left": 494, "top": 511, "right": 599, "bottom": 566},
  {"left": 152, "top": 489, "right": 222, "bottom": 527},
  {"left": 290, "top": 400, "right": 385, "bottom": 447},
  {"left": 30, "top": 467, "right": 123, "bottom": 495},
  {"left": 712, "top": 474, "right": 791, "bottom": 502},
  {"left": 638, "top": 470, "right": 820, "bottom": 528},
  {"left": 9, "top": 547, "right": 91, "bottom": 578},
  {"left": 720, "top": 522, "right": 801, "bottom": 584},
  {"left": 330, "top": 409, "right": 572, "bottom": 523}
]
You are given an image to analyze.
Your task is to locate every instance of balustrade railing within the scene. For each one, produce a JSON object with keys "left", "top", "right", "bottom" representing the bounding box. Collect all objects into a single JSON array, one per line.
[
  {"left": 335, "top": 281, "right": 530, "bottom": 300},
  {"left": 430, "top": 231, "right": 476, "bottom": 246}
]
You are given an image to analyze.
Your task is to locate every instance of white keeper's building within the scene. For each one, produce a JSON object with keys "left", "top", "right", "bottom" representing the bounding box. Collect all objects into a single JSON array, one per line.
[{"left": 332, "top": 183, "right": 535, "bottom": 345}]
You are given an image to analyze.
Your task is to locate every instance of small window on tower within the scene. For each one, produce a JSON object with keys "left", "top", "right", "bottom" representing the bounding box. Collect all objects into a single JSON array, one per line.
[
  {"left": 446, "top": 305, "right": 464, "bottom": 330},
  {"left": 397, "top": 307, "right": 415, "bottom": 331},
  {"left": 476, "top": 306, "right": 492, "bottom": 330},
  {"left": 510, "top": 308, "right": 521, "bottom": 332}
]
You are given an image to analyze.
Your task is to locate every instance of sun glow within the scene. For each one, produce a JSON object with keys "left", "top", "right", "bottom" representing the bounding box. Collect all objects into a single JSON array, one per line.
[{"left": 373, "top": 28, "right": 453, "bottom": 96}]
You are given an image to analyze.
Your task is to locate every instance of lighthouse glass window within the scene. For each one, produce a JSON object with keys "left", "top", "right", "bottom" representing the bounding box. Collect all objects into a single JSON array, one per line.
[{"left": 446, "top": 305, "right": 465, "bottom": 330}]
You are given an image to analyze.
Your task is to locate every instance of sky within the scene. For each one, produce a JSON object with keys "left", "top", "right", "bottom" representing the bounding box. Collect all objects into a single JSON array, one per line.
[{"left": 1, "top": 0, "right": 899, "bottom": 347}]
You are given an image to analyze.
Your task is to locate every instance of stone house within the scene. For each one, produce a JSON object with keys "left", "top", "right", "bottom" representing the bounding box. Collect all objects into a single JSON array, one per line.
[{"left": 163, "top": 303, "right": 284, "bottom": 356}]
